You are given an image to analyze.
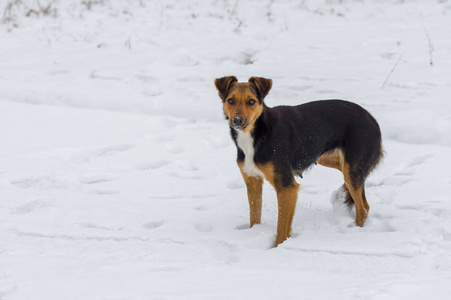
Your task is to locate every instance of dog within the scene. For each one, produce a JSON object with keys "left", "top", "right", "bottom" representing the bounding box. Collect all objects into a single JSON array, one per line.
[{"left": 214, "top": 76, "right": 383, "bottom": 247}]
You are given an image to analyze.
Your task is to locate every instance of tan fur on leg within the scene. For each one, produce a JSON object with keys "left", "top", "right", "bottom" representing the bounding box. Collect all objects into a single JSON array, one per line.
[
  {"left": 275, "top": 183, "right": 299, "bottom": 246},
  {"left": 238, "top": 162, "right": 263, "bottom": 227},
  {"left": 343, "top": 163, "right": 368, "bottom": 226}
]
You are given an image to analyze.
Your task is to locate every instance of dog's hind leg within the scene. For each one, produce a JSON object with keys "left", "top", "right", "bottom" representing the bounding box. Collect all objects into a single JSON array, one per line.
[
  {"left": 317, "top": 149, "right": 356, "bottom": 209},
  {"left": 361, "top": 186, "right": 370, "bottom": 213},
  {"left": 343, "top": 163, "right": 368, "bottom": 227},
  {"left": 318, "top": 149, "right": 371, "bottom": 226},
  {"left": 316, "top": 149, "right": 344, "bottom": 172},
  {"left": 238, "top": 162, "right": 264, "bottom": 227}
]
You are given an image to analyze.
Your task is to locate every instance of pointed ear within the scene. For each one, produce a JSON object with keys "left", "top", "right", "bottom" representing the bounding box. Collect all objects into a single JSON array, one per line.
[
  {"left": 248, "top": 77, "right": 272, "bottom": 101},
  {"left": 214, "top": 76, "right": 238, "bottom": 100}
]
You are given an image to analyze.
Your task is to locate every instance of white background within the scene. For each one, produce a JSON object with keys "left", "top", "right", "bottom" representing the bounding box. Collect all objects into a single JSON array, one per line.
[{"left": 1, "top": 1, "right": 451, "bottom": 299}]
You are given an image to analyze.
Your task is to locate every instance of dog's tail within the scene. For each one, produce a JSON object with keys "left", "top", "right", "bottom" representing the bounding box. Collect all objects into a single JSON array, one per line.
[{"left": 342, "top": 184, "right": 355, "bottom": 210}]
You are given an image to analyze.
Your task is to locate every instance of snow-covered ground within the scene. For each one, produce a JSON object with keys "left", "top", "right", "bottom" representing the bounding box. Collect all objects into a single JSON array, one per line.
[{"left": 1, "top": 0, "right": 451, "bottom": 299}]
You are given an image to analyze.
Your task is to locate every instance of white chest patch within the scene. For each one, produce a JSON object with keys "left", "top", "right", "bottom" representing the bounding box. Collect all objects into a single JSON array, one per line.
[{"left": 236, "top": 131, "right": 265, "bottom": 178}]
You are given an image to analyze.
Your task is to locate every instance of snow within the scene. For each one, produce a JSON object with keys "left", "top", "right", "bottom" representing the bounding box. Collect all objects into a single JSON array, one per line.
[{"left": 1, "top": 0, "right": 451, "bottom": 299}]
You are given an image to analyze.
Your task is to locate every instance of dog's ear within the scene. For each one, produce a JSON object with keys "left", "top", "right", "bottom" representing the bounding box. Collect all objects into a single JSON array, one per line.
[
  {"left": 248, "top": 77, "right": 272, "bottom": 101},
  {"left": 214, "top": 76, "right": 238, "bottom": 100}
]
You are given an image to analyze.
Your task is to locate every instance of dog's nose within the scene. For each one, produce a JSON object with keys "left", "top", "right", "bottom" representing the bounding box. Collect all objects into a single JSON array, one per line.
[{"left": 233, "top": 116, "right": 244, "bottom": 127}]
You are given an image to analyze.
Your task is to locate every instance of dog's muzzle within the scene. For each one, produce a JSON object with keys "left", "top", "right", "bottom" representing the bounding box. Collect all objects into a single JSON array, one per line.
[{"left": 233, "top": 116, "right": 245, "bottom": 127}]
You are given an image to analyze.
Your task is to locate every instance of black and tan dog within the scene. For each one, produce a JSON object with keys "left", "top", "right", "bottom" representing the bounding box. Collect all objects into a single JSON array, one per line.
[{"left": 214, "top": 76, "right": 383, "bottom": 247}]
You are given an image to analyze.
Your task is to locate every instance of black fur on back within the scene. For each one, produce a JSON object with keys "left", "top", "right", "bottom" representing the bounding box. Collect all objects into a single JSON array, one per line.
[{"left": 230, "top": 99, "right": 383, "bottom": 189}]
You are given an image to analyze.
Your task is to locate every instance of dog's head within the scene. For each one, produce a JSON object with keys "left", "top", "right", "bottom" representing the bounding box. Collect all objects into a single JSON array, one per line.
[{"left": 214, "top": 76, "right": 272, "bottom": 132}]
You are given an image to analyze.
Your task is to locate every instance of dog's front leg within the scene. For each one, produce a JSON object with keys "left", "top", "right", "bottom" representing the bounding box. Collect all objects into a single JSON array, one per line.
[
  {"left": 244, "top": 175, "right": 263, "bottom": 227},
  {"left": 275, "top": 182, "right": 299, "bottom": 247},
  {"left": 238, "top": 164, "right": 263, "bottom": 227}
]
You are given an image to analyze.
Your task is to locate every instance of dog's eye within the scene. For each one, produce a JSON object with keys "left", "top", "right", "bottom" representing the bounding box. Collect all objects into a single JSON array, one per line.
[
  {"left": 227, "top": 99, "right": 235, "bottom": 105},
  {"left": 248, "top": 99, "right": 256, "bottom": 106}
]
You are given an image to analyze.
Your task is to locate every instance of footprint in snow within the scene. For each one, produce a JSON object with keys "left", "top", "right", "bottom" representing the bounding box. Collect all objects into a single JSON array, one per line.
[
  {"left": 365, "top": 214, "right": 397, "bottom": 233},
  {"left": 165, "top": 144, "right": 185, "bottom": 154},
  {"left": 94, "top": 144, "right": 135, "bottom": 157},
  {"left": 195, "top": 223, "right": 213, "bottom": 233},
  {"left": 74, "top": 223, "right": 122, "bottom": 231},
  {"left": 89, "top": 189, "right": 120, "bottom": 195},
  {"left": 190, "top": 200, "right": 217, "bottom": 212},
  {"left": 391, "top": 154, "right": 434, "bottom": 178},
  {"left": 143, "top": 220, "right": 165, "bottom": 229},
  {"left": 234, "top": 224, "right": 250, "bottom": 230},
  {"left": 168, "top": 172, "right": 204, "bottom": 180},
  {"left": 394, "top": 169, "right": 415, "bottom": 176},
  {"left": 12, "top": 198, "right": 56, "bottom": 214},
  {"left": 201, "top": 239, "right": 241, "bottom": 264},
  {"left": 76, "top": 144, "right": 135, "bottom": 162},
  {"left": 11, "top": 176, "right": 68, "bottom": 190},
  {"left": 438, "top": 228, "right": 451, "bottom": 241},
  {"left": 134, "top": 160, "right": 170, "bottom": 170},
  {"left": 408, "top": 154, "right": 434, "bottom": 167},
  {"left": 178, "top": 160, "right": 199, "bottom": 171},
  {"left": 226, "top": 179, "right": 245, "bottom": 190},
  {"left": 79, "top": 173, "right": 115, "bottom": 184},
  {"left": 154, "top": 134, "right": 176, "bottom": 143}
]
